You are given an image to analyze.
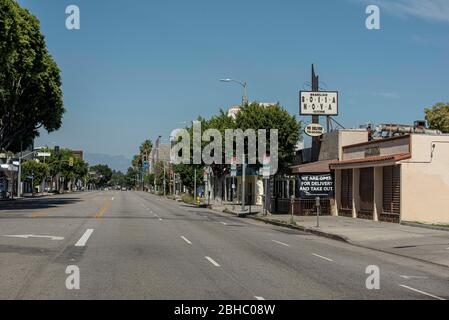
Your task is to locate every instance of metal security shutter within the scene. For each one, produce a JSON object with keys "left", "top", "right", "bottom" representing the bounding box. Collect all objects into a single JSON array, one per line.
[
  {"left": 340, "top": 169, "right": 353, "bottom": 210},
  {"left": 383, "top": 165, "right": 400, "bottom": 215},
  {"left": 359, "top": 168, "right": 374, "bottom": 213}
]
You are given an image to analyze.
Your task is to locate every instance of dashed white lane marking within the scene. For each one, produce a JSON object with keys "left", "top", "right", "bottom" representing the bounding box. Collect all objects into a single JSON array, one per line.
[
  {"left": 2, "top": 234, "right": 64, "bottom": 241},
  {"left": 312, "top": 253, "right": 334, "bottom": 262},
  {"left": 75, "top": 229, "right": 94, "bottom": 247},
  {"left": 220, "top": 222, "right": 228, "bottom": 225},
  {"left": 399, "top": 284, "right": 445, "bottom": 300},
  {"left": 272, "top": 240, "right": 290, "bottom": 247},
  {"left": 181, "top": 236, "right": 192, "bottom": 245},
  {"left": 205, "top": 256, "right": 221, "bottom": 267},
  {"left": 111, "top": 197, "right": 114, "bottom": 201},
  {"left": 255, "top": 296, "right": 265, "bottom": 300},
  {"left": 400, "top": 275, "right": 429, "bottom": 280}
]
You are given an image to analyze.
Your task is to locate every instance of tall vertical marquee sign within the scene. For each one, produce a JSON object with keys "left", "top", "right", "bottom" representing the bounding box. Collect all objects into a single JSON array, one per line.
[{"left": 300, "top": 91, "right": 339, "bottom": 116}]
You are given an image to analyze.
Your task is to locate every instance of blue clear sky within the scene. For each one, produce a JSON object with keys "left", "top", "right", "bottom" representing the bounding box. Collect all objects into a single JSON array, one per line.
[{"left": 19, "top": 0, "right": 449, "bottom": 159}]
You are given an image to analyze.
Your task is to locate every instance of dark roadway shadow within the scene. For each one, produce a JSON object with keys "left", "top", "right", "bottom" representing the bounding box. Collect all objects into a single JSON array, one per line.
[{"left": 0, "top": 197, "right": 82, "bottom": 211}]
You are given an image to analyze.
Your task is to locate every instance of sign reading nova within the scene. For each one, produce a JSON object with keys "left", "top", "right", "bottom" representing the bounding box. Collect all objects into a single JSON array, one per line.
[
  {"left": 300, "top": 91, "right": 338, "bottom": 116},
  {"left": 298, "top": 173, "right": 334, "bottom": 198}
]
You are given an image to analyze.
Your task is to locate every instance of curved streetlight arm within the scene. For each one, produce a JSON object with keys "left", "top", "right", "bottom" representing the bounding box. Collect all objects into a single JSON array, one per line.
[{"left": 220, "top": 78, "right": 248, "bottom": 105}]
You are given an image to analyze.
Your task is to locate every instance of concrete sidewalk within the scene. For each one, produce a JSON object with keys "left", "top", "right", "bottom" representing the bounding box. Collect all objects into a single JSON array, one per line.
[{"left": 211, "top": 204, "right": 449, "bottom": 268}]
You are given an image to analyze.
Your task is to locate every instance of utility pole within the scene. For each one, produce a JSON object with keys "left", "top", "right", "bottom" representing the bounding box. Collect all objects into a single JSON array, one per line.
[
  {"left": 311, "top": 64, "right": 320, "bottom": 162},
  {"left": 163, "top": 163, "right": 166, "bottom": 196},
  {"left": 173, "top": 171, "right": 175, "bottom": 195},
  {"left": 241, "top": 155, "right": 246, "bottom": 214},
  {"left": 194, "top": 168, "right": 197, "bottom": 204},
  {"left": 220, "top": 78, "right": 248, "bottom": 215},
  {"left": 17, "top": 142, "right": 23, "bottom": 198}
]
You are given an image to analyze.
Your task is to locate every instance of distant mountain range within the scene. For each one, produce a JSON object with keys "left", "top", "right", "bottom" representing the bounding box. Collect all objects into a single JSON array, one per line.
[{"left": 84, "top": 153, "right": 131, "bottom": 173}]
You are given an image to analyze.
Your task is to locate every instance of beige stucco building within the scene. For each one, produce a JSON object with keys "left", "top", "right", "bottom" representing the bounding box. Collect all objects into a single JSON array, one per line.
[{"left": 330, "top": 133, "right": 449, "bottom": 224}]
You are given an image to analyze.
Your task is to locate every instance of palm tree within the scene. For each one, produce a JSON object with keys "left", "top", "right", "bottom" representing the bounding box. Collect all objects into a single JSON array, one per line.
[
  {"left": 132, "top": 154, "right": 142, "bottom": 170},
  {"left": 139, "top": 139, "right": 152, "bottom": 172}
]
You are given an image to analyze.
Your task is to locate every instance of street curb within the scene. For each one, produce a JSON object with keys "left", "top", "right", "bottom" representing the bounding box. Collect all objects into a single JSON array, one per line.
[
  {"left": 213, "top": 206, "right": 449, "bottom": 270},
  {"left": 401, "top": 221, "right": 449, "bottom": 232},
  {"left": 249, "top": 216, "right": 350, "bottom": 243},
  {"left": 221, "top": 208, "right": 349, "bottom": 242}
]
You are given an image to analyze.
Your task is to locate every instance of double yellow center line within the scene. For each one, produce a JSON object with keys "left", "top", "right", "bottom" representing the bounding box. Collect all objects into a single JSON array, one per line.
[
  {"left": 94, "top": 200, "right": 112, "bottom": 219},
  {"left": 31, "top": 196, "right": 113, "bottom": 219},
  {"left": 32, "top": 208, "right": 57, "bottom": 218}
]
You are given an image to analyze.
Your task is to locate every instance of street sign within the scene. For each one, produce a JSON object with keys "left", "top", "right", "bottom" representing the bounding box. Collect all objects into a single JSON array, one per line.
[
  {"left": 304, "top": 123, "right": 325, "bottom": 137},
  {"left": 298, "top": 174, "right": 334, "bottom": 199},
  {"left": 37, "top": 152, "right": 51, "bottom": 157},
  {"left": 230, "top": 156, "right": 237, "bottom": 177},
  {"left": 300, "top": 91, "right": 338, "bottom": 116},
  {"left": 262, "top": 156, "right": 271, "bottom": 179}
]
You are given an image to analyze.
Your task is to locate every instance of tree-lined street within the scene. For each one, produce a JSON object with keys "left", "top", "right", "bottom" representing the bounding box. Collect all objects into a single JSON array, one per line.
[
  {"left": 1, "top": 0, "right": 449, "bottom": 308},
  {"left": 0, "top": 191, "right": 448, "bottom": 300}
]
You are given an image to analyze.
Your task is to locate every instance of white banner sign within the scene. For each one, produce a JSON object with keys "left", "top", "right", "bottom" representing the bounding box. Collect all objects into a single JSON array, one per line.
[
  {"left": 300, "top": 91, "right": 338, "bottom": 116},
  {"left": 37, "top": 152, "right": 51, "bottom": 157}
]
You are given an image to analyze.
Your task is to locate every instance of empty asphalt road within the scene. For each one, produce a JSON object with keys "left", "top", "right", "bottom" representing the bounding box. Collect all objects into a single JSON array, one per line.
[{"left": 0, "top": 190, "right": 448, "bottom": 300}]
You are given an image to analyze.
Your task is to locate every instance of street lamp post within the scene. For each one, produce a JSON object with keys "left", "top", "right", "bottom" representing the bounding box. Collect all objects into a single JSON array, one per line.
[
  {"left": 163, "top": 163, "right": 166, "bottom": 196},
  {"left": 16, "top": 146, "right": 43, "bottom": 198},
  {"left": 220, "top": 78, "right": 248, "bottom": 215}
]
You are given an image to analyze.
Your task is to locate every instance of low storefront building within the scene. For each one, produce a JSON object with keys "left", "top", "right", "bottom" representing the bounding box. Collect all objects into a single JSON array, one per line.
[
  {"left": 289, "top": 129, "right": 368, "bottom": 216},
  {"left": 330, "top": 134, "right": 449, "bottom": 224}
]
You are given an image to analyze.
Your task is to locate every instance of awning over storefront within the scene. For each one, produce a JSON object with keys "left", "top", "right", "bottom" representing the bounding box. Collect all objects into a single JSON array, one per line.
[
  {"left": 329, "top": 153, "right": 411, "bottom": 169},
  {"left": 291, "top": 159, "right": 336, "bottom": 174}
]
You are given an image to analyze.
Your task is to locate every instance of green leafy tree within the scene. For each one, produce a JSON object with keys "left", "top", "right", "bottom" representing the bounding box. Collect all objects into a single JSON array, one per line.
[
  {"left": 42, "top": 147, "right": 87, "bottom": 190},
  {"left": 109, "top": 170, "right": 126, "bottom": 187},
  {"left": 235, "top": 102, "right": 302, "bottom": 174},
  {"left": 89, "top": 164, "right": 113, "bottom": 187},
  {"left": 21, "top": 159, "right": 49, "bottom": 187},
  {"left": 0, "top": 0, "right": 64, "bottom": 152},
  {"left": 172, "top": 117, "right": 207, "bottom": 193},
  {"left": 154, "top": 161, "right": 169, "bottom": 188},
  {"left": 144, "top": 173, "right": 156, "bottom": 186},
  {"left": 125, "top": 167, "right": 137, "bottom": 189},
  {"left": 425, "top": 102, "right": 449, "bottom": 133},
  {"left": 173, "top": 163, "right": 203, "bottom": 192}
]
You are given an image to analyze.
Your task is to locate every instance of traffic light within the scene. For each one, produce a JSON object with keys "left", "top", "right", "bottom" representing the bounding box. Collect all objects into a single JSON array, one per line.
[
  {"left": 54, "top": 146, "right": 60, "bottom": 156},
  {"left": 69, "top": 157, "right": 74, "bottom": 167}
]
